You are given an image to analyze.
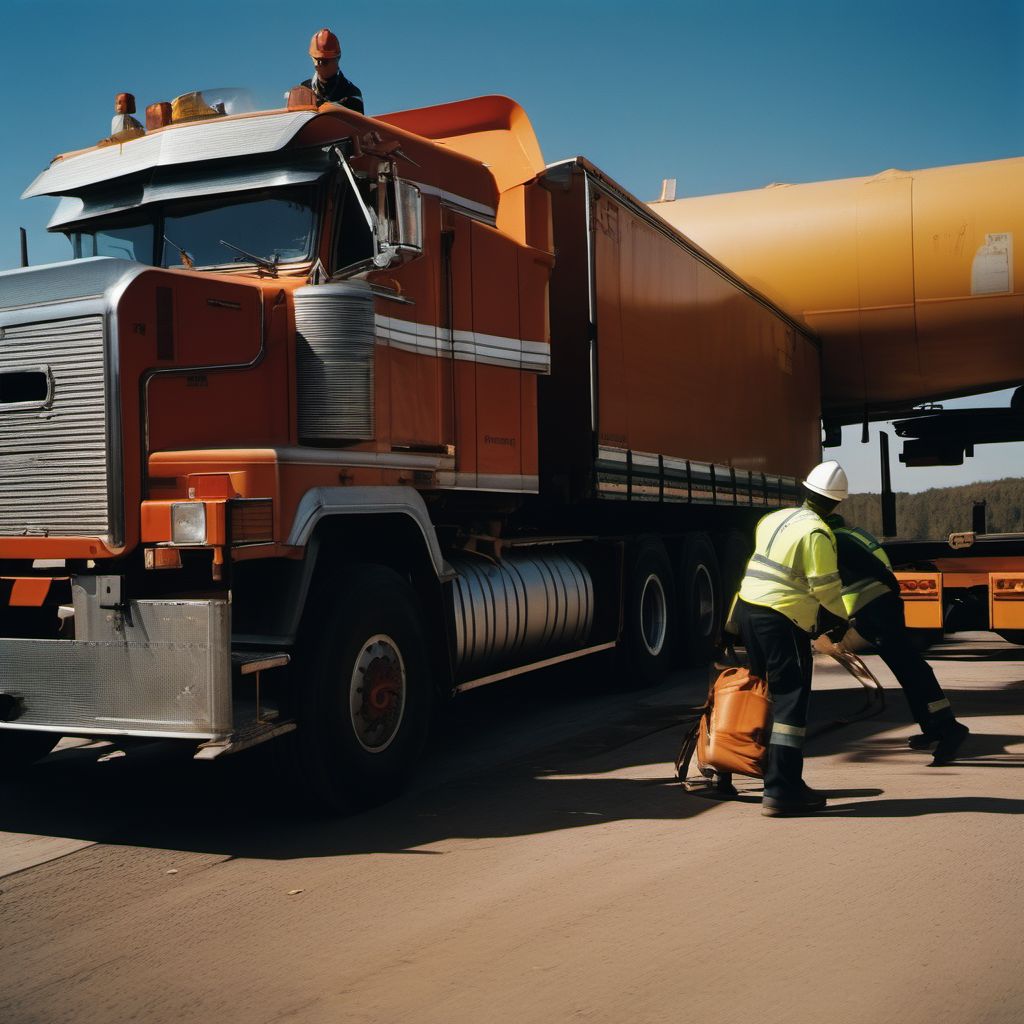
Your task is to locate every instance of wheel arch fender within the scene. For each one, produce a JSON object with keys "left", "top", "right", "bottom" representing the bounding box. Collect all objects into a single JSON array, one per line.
[{"left": 236, "top": 487, "right": 455, "bottom": 691}]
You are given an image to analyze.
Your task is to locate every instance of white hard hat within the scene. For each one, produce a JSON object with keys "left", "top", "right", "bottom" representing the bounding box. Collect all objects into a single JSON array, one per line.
[{"left": 803, "top": 460, "right": 848, "bottom": 501}]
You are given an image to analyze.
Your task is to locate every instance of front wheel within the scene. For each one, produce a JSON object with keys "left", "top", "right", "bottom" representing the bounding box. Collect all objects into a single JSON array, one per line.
[{"left": 297, "top": 564, "right": 433, "bottom": 812}]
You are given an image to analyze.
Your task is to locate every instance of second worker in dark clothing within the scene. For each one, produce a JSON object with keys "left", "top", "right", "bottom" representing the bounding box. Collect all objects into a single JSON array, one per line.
[
  {"left": 301, "top": 28, "right": 364, "bottom": 113},
  {"left": 827, "top": 515, "right": 969, "bottom": 765}
]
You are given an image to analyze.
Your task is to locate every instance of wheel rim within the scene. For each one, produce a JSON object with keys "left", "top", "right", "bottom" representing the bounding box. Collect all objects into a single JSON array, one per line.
[
  {"left": 640, "top": 573, "right": 668, "bottom": 656},
  {"left": 349, "top": 633, "right": 407, "bottom": 753},
  {"left": 693, "top": 563, "right": 716, "bottom": 639}
]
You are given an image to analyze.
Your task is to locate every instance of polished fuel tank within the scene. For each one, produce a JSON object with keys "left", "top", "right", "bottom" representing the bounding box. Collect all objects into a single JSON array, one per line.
[
  {"left": 651, "top": 156, "right": 1024, "bottom": 423},
  {"left": 447, "top": 551, "right": 594, "bottom": 680}
]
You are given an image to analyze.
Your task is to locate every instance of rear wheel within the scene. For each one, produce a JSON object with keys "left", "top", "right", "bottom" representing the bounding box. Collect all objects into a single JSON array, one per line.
[
  {"left": 677, "top": 533, "right": 722, "bottom": 666},
  {"left": 297, "top": 564, "right": 433, "bottom": 812},
  {"left": 621, "top": 538, "right": 677, "bottom": 687}
]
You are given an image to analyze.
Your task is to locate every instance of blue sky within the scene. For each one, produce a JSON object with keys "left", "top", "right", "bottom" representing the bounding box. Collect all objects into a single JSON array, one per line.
[{"left": 1, "top": 0, "right": 1021, "bottom": 493}]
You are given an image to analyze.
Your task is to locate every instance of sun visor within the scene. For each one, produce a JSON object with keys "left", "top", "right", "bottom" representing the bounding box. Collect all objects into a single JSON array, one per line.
[
  {"left": 47, "top": 157, "right": 329, "bottom": 229},
  {"left": 24, "top": 110, "right": 319, "bottom": 199}
]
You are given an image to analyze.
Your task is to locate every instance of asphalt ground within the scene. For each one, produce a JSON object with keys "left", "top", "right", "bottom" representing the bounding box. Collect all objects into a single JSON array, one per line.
[{"left": 0, "top": 632, "right": 1021, "bottom": 1024}]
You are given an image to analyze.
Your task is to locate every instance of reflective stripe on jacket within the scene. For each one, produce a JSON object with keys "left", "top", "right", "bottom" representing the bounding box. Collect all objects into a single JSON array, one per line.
[
  {"left": 833, "top": 525, "right": 898, "bottom": 616},
  {"left": 738, "top": 507, "right": 846, "bottom": 632}
]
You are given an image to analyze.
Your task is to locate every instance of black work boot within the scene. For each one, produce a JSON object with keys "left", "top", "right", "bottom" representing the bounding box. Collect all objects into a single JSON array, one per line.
[
  {"left": 908, "top": 730, "right": 938, "bottom": 750},
  {"left": 930, "top": 721, "right": 970, "bottom": 766},
  {"left": 761, "top": 778, "right": 823, "bottom": 819},
  {"left": 762, "top": 786, "right": 827, "bottom": 817}
]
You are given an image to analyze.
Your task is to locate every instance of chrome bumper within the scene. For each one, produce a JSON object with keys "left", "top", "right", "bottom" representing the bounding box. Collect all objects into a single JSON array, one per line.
[{"left": 0, "top": 585, "right": 232, "bottom": 740}]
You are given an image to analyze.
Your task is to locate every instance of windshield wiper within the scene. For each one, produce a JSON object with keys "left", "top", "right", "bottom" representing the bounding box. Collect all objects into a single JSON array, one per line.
[
  {"left": 218, "top": 239, "right": 279, "bottom": 277},
  {"left": 163, "top": 235, "right": 194, "bottom": 269}
]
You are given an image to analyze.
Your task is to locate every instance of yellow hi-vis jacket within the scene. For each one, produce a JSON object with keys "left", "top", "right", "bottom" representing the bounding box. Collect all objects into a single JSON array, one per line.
[
  {"left": 833, "top": 525, "right": 895, "bottom": 617},
  {"left": 738, "top": 507, "right": 847, "bottom": 632}
]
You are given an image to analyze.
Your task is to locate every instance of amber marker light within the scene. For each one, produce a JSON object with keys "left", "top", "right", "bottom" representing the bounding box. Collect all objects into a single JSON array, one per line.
[
  {"left": 146, "top": 102, "right": 173, "bottom": 130},
  {"left": 144, "top": 548, "right": 183, "bottom": 570}
]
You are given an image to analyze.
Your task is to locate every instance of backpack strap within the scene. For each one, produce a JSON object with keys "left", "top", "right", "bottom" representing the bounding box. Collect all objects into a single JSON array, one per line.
[{"left": 674, "top": 671, "right": 716, "bottom": 781}]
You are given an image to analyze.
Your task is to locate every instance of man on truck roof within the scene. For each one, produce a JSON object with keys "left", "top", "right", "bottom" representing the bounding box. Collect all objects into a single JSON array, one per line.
[
  {"left": 733, "top": 460, "right": 850, "bottom": 817},
  {"left": 826, "top": 515, "right": 969, "bottom": 765},
  {"left": 299, "top": 27, "right": 364, "bottom": 113}
]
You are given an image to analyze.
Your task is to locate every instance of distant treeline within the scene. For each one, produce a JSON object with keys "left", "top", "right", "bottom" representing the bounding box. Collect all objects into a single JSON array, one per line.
[{"left": 843, "top": 478, "right": 1024, "bottom": 541}]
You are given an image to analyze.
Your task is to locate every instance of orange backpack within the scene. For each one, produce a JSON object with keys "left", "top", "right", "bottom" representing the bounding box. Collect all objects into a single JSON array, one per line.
[{"left": 675, "top": 666, "right": 772, "bottom": 786}]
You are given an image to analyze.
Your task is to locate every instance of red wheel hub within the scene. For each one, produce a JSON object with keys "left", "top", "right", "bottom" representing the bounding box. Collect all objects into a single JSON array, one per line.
[{"left": 363, "top": 657, "right": 400, "bottom": 717}]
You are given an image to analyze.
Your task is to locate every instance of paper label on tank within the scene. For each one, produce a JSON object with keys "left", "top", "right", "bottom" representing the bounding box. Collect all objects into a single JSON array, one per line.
[{"left": 971, "top": 232, "right": 1012, "bottom": 295}]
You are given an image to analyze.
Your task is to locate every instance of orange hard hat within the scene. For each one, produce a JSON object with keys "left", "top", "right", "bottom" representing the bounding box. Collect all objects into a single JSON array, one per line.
[{"left": 309, "top": 28, "right": 341, "bottom": 60}]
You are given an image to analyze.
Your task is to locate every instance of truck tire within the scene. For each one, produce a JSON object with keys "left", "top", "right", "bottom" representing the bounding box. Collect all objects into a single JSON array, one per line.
[
  {"left": 677, "top": 533, "right": 722, "bottom": 666},
  {"left": 0, "top": 730, "right": 57, "bottom": 775},
  {"left": 622, "top": 538, "right": 676, "bottom": 687},
  {"left": 297, "top": 564, "right": 433, "bottom": 812}
]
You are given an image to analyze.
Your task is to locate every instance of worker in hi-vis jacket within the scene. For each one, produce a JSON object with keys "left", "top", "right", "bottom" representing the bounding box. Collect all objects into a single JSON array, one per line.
[
  {"left": 733, "top": 461, "right": 849, "bottom": 817},
  {"left": 825, "top": 515, "right": 969, "bottom": 765}
]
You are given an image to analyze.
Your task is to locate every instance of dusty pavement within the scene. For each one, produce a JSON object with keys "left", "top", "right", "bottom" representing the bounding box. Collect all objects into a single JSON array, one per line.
[{"left": 0, "top": 633, "right": 1021, "bottom": 1024}]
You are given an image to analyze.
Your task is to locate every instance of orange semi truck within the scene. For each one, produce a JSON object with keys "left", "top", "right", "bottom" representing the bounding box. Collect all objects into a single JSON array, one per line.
[{"left": 0, "top": 93, "right": 818, "bottom": 805}]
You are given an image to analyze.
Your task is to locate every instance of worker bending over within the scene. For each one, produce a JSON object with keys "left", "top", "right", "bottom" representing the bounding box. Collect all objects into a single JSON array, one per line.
[
  {"left": 827, "top": 515, "right": 969, "bottom": 765},
  {"left": 734, "top": 461, "right": 849, "bottom": 817},
  {"left": 300, "top": 28, "right": 364, "bottom": 112}
]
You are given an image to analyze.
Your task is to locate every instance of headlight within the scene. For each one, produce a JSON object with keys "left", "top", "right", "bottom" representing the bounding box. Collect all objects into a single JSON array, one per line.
[{"left": 170, "top": 502, "right": 207, "bottom": 544}]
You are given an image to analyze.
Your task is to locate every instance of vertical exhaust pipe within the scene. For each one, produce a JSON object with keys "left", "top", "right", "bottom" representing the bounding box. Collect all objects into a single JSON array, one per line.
[{"left": 19, "top": 228, "right": 29, "bottom": 268}]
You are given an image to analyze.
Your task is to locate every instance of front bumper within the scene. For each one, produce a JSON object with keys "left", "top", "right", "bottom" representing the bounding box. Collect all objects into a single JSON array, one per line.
[{"left": 0, "top": 582, "right": 232, "bottom": 739}]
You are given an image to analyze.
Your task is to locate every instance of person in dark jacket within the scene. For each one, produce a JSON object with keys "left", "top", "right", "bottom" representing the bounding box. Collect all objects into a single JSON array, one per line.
[
  {"left": 300, "top": 28, "right": 364, "bottom": 113},
  {"left": 826, "top": 515, "right": 969, "bottom": 765}
]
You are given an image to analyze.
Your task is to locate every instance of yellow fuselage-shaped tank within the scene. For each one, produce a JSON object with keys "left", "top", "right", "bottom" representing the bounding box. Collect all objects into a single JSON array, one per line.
[{"left": 652, "top": 157, "right": 1023, "bottom": 423}]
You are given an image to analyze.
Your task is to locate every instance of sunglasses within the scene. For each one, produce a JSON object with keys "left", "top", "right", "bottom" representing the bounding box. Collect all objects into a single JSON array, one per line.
[{"left": 313, "top": 56, "right": 337, "bottom": 65}]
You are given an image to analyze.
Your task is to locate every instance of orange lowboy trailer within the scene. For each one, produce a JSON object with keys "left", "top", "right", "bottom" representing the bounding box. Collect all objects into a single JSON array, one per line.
[{"left": 0, "top": 94, "right": 818, "bottom": 806}]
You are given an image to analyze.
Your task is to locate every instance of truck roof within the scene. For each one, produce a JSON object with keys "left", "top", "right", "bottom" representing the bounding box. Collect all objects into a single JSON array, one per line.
[{"left": 25, "top": 94, "right": 544, "bottom": 210}]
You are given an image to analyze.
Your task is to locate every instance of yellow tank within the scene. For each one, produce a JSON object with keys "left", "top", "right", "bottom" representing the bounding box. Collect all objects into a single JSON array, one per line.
[{"left": 651, "top": 157, "right": 1023, "bottom": 424}]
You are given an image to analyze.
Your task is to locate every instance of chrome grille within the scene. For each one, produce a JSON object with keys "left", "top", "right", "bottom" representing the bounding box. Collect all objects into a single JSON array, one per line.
[{"left": 0, "top": 315, "right": 110, "bottom": 538}]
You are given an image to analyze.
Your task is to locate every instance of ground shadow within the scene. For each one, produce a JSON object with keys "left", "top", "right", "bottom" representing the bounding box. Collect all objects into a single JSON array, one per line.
[
  {"left": 824, "top": 796, "right": 1024, "bottom": 817},
  {"left": 0, "top": 649, "right": 1020, "bottom": 861}
]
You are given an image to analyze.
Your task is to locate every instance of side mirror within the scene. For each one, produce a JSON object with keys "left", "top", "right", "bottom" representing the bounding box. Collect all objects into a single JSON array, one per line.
[
  {"left": 392, "top": 179, "right": 422, "bottom": 253},
  {"left": 373, "top": 177, "right": 422, "bottom": 268}
]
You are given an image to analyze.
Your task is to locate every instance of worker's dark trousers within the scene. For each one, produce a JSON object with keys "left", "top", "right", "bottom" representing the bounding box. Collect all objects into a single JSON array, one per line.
[
  {"left": 853, "top": 592, "right": 954, "bottom": 734},
  {"left": 735, "top": 599, "right": 813, "bottom": 798}
]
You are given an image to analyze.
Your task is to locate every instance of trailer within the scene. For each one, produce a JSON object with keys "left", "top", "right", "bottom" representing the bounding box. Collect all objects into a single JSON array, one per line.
[{"left": 653, "top": 159, "right": 1024, "bottom": 644}]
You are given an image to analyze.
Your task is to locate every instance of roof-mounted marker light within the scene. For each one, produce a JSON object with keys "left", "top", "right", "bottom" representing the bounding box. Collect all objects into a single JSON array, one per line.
[
  {"left": 287, "top": 85, "right": 318, "bottom": 111},
  {"left": 146, "top": 101, "right": 173, "bottom": 130},
  {"left": 171, "top": 91, "right": 223, "bottom": 124},
  {"left": 111, "top": 93, "right": 144, "bottom": 135},
  {"left": 97, "top": 91, "right": 145, "bottom": 147}
]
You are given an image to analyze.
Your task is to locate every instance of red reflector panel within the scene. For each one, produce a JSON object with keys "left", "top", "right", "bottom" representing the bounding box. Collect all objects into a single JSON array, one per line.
[
  {"left": 895, "top": 571, "right": 943, "bottom": 630},
  {"left": 990, "top": 572, "right": 1024, "bottom": 630}
]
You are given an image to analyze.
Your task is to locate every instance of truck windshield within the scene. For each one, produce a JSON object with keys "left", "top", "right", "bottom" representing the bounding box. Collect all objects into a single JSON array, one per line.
[{"left": 67, "top": 186, "right": 317, "bottom": 270}]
